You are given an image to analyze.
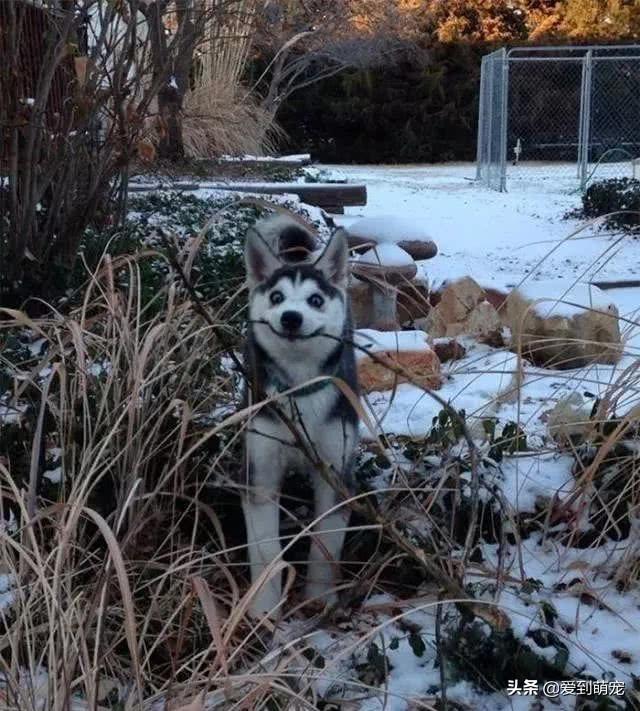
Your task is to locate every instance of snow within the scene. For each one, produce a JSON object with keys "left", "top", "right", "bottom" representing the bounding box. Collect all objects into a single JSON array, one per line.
[
  {"left": 500, "top": 452, "right": 575, "bottom": 513},
  {"left": 357, "top": 242, "right": 415, "bottom": 268},
  {"left": 348, "top": 215, "right": 434, "bottom": 244},
  {"left": 332, "top": 163, "right": 640, "bottom": 290},
  {"left": 2, "top": 162, "right": 637, "bottom": 710},
  {"left": 0, "top": 574, "right": 16, "bottom": 612},
  {"left": 319, "top": 163, "right": 640, "bottom": 708},
  {"left": 220, "top": 153, "right": 311, "bottom": 163},
  {"left": 516, "top": 280, "right": 618, "bottom": 319},
  {"left": 361, "top": 341, "right": 519, "bottom": 439},
  {"left": 43, "top": 466, "right": 62, "bottom": 484},
  {"left": 355, "top": 329, "right": 430, "bottom": 358}
]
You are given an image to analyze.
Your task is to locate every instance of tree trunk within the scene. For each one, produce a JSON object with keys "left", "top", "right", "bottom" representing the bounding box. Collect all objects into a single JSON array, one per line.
[{"left": 144, "top": 0, "right": 199, "bottom": 162}]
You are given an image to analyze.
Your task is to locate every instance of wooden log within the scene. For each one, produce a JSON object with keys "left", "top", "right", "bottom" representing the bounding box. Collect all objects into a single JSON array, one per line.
[
  {"left": 198, "top": 182, "right": 367, "bottom": 208},
  {"left": 590, "top": 279, "right": 640, "bottom": 290},
  {"left": 128, "top": 181, "right": 367, "bottom": 208}
]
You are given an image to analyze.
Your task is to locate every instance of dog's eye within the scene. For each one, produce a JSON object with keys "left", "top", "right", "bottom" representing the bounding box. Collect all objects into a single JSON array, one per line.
[
  {"left": 269, "top": 290, "right": 284, "bottom": 306},
  {"left": 308, "top": 293, "right": 324, "bottom": 309}
]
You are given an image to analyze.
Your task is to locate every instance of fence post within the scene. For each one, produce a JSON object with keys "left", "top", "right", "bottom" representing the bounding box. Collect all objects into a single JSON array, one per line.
[
  {"left": 476, "top": 56, "right": 487, "bottom": 181},
  {"left": 499, "top": 48, "right": 509, "bottom": 192},
  {"left": 486, "top": 54, "right": 495, "bottom": 187},
  {"left": 579, "top": 49, "right": 593, "bottom": 191}
]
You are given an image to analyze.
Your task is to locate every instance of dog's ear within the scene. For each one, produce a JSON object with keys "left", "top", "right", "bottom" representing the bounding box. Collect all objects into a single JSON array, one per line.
[
  {"left": 245, "top": 227, "right": 281, "bottom": 287},
  {"left": 314, "top": 228, "right": 349, "bottom": 289}
]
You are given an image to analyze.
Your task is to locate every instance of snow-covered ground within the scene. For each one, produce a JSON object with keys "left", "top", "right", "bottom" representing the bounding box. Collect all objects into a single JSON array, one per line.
[
  {"left": 303, "top": 163, "right": 640, "bottom": 708},
  {"left": 325, "top": 164, "right": 640, "bottom": 442},
  {"left": 332, "top": 163, "right": 640, "bottom": 290},
  {"left": 2, "top": 162, "right": 638, "bottom": 709}
]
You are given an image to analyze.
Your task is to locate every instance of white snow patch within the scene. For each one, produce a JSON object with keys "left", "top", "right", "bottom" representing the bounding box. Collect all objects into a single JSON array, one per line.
[
  {"left": 516, "top": 280, "right": 618, "bottom": 319},
  {"left": 0, "top": 574, "right": 16, "bottom": 612},
  {"left": 349, "top": 214, "right": 434, "bottom": 244},
  {"left": 500, "top": 452, "right": 575, "bottom": 513},
  {"left": 355, "top": 329, "right": 430, "bottom": 358},
  {"left": 357, "top": 242, "right": 415, "bottom": 267},
  {"left": 43, "top": 466, "right": 63, "bottom": 484},
  {"left": 362, "top": 343, "right": 518, "bottom": 438},
  {"left": 219, "top": 153, "right": 311, "bottom": 163}
]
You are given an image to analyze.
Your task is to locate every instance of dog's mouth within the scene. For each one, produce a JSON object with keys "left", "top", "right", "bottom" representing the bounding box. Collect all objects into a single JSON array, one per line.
[
  {"left": 278, "top": 326, "right": 325, "bottom": 341},
  {"left": 253, "top": 320, "right": 325, "bottom": 341}
]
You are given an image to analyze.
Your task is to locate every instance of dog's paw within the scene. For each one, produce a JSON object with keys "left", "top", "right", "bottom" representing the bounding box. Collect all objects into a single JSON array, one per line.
[{"left": 245, "top": 587, "right": 284, "bottom": 621}]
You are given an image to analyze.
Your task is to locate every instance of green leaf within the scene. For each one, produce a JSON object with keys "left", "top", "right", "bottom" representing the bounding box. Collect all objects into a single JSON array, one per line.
[{"left": 408, "top": 632, "right": 426, "bottom": 658}]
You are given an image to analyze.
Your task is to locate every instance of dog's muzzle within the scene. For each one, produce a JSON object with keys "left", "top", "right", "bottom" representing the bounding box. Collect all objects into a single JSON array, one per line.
[{"left": 280, "top": 310, "right": 303, "bottom": 338}]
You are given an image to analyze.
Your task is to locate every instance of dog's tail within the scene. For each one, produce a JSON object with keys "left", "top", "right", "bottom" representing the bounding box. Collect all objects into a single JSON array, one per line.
[{"left": 253, "top": 214, "right": 318, "bottom": 264}]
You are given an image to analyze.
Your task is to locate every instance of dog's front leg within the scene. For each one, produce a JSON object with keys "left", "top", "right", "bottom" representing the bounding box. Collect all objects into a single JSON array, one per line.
[
  {"left": 305, "top": 476, "right": 348, "bottom": 607},
  {"left": 243, "top": 427, "right": 287, "bottom": 618},
  {"left": 243, "top": 491, "right": 283, "bottom": 618}
]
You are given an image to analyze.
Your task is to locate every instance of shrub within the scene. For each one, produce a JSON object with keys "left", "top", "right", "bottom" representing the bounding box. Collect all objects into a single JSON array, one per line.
[{"left": 581, "top": 178, "right": 640, "bottom": 234}]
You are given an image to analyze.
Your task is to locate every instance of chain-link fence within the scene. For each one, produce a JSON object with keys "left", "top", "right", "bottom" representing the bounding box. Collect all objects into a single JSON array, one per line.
[{"left": 476, "top": 45, "right": 640, "bottom": 192}]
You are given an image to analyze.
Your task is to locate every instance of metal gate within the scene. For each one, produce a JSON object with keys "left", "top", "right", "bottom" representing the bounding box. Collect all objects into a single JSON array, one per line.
[{"left": 476, "top": 45, "right": 640, "bottom": 192}]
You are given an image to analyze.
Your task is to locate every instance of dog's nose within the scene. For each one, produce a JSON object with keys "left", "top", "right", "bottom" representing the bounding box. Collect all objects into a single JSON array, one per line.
[{"left": 281, "top": 310, "right": 303, "bottom": 332}]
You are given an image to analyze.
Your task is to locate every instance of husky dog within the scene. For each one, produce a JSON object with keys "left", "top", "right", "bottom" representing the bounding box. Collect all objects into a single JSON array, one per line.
[{"left": 242, "top": 215, "right": 359, "bottom": 618}]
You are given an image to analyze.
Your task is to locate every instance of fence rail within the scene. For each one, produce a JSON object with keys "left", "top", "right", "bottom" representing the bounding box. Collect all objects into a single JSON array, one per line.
[{"left": 476, "top": 45, "right": 640, "bottom": 191}]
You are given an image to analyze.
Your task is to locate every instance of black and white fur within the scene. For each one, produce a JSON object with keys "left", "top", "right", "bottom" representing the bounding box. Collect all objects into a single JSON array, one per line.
[{"left": 242, "top": 215, "right": 359, "bottom": 618}]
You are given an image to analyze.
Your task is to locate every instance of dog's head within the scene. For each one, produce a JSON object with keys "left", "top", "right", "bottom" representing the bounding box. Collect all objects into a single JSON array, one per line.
[{"left": 245, "top": 217, "right": 349, "bottom": 353}]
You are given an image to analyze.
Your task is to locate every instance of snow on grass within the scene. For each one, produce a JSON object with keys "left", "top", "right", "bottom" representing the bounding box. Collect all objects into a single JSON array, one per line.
[
  {"left": 0, "top": 573, "right": 16, "bottom": 612},
  {"left": 499, "top": 452, "right": 575, "bottom": 513},
  {"left": 361, "top": 340, "right": 518, "bottom": 439},
  {"left": 219, "top": 153, "right": 311, "bottom": 163},
  {"left": 476, "top": 535, "right": 640, "bottom": 684}
]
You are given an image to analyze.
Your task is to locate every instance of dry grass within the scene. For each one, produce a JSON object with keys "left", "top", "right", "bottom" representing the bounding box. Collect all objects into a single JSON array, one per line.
[
  {"left": 182, "top": 81, "right": 284, "bottom": 159},
  {"left": 1, "top": 213, "right": 640, "bottom": 708}
]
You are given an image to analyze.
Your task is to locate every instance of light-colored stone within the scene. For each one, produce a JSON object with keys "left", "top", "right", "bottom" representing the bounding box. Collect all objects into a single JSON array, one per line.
[
  {"left": 504, "top": 287, "right": 622, "bottom": 368},
  {"left": 467, "top": 300, "right": 502, "bottom": 338},
  {"left": 437, "top": 276, "right": 486, "bottom": 324},
  {"left": 422, "top": 306, "right": 448, "bottom": 338},
  {"left": 358, "top": 349, "right": 442, "bottom": 393},
  {"left": 349, "top": 278, "right": 373, "bottom": 328}
]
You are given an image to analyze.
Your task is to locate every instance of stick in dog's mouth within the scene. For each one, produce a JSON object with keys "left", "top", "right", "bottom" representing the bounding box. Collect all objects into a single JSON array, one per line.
[{"left": 250, "top": 320, "right": 326, "bottom": 341}]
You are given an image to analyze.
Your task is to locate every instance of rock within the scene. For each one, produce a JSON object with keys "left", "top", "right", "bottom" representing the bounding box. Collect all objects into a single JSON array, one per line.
[
  {"left": 357, "top": 349, "right": 442, "bottom": 393},
  {"left": 397, "top": 239, "right": 438, "bottom": 260},
  {"left": 348, "top": 278, "right": 372, "bottom": 328},
  {"left": 504, "top": 282, "right": 622, "bottom": 368},
  {"left": 370, "top": 318, "right": 401, "bottom": 332},
  {"left": 349, "top": 277, "right": 432, "bottom": 330},
  {"left": 422, "top": 307, "right": 448, "bottom": 338},
  {"left": 437, "top": 277, "right": 486, "bottom": 324},
  {"left": 467, "top": 300, "right": 502, "bottom": 337},
  {"left": 351, "top": 245, "right": 418, "bottom": 331},
  {"left": 432, "top": 339, "right": 467, "bottom": 363}
]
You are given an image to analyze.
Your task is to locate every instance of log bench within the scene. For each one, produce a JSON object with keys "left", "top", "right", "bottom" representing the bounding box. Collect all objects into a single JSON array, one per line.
[{"left": 128, "top": 181, "right": 367, "bottom": 213}]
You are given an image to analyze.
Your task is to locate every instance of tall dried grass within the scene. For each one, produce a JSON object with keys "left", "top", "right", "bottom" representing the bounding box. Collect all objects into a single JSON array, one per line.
[
  {"left": 182, "top": 81, "right": 284, "bottom": 159},
  {"left": 1, "top": 214, "right": 640, "bottom": 708},
  {"left": 181, "top": 0, "right": 282, "bottom": 159}
]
